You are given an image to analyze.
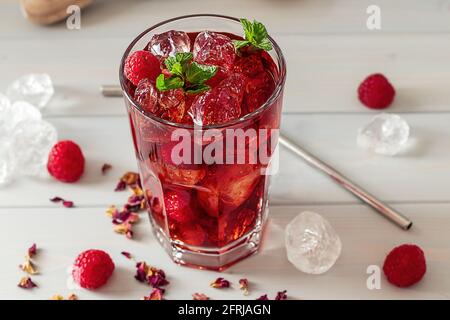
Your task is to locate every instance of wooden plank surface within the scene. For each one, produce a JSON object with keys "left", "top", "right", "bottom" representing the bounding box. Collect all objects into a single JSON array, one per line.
[
  {"left": 1, "top": 114, "right": 450, "bottom": 207},
  {"left": 2, "top": 0, "right": 450, "bottom": 39},
  {"left": 1, "top": 204, "right": 449, "bottom": 300},
  {"left": 2, "top": 34, "right": 450, "bottom": 115},
  {"left": 1, "top": 0, "right": 449, "bottom": 299}
]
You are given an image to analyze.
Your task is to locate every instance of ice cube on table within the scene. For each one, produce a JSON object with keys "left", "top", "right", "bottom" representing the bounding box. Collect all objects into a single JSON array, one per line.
[
  {"left": 0, "top": 93, "right": 10, "bottom": 111},
  {"left": 189, "top": 73, "right": 246, "bottom": 126},
  {"left": 148, "top": 30, "right": 191, "bottom": 59},
  {"left": 285, "top": 211, "right": 342, "bottom": 274},
  {"left": 193, "top": 31, "right": 236, "bottom": 72},
  {"left": 357, "top": 113, "right": 410, "bottom": 156},
  {"left": 11, "top": 120, "right": 57, "bottom": 177},
  {"left": 0, "top": 93, "right": 11, "bottom": 137},
  {"left": 6, "top": 73, "right": 54, "bottom": 109},
  {"left": 0, "top": 138, "right": 16, "bottom": 186},
  {"left": 4, "top": 101, "right": 42, "bottom": 133}
]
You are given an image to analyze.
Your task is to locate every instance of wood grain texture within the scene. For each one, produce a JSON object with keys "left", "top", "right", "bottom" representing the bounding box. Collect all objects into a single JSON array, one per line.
[
  {"left": 2, "top": 35, "right": 450, "bottom": 116},
  {"left": 1, "top": 114, "right": 450, "bottom": 207},
  {"left": 3, "top": 0, "right": 450, "bottom": 39},
  {"left": 1, "top": 204, "right": 449, "bottom": 300},
  {"left": 1, "top": 0, "right": 450, "bottom": 299}
]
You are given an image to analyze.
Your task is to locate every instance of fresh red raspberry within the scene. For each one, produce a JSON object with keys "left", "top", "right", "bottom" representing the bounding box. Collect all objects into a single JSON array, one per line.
[
  {"left": 383, "top": 244, "right": 426, "bottom": 287},
  {"left": 72, "top": 249, "right": 115, "bottom": 290},
  {"left": 124, "top": 50, "right": 161, "bottom": 86},
  {"left": 358, "top": 73, "right": 395, "bottom": 109},
  {"left": 47, "top": 140, "right": 85, "bottom": 183},
  {"left": 164, "top": 189, "right": 194, "bottom": 224}
]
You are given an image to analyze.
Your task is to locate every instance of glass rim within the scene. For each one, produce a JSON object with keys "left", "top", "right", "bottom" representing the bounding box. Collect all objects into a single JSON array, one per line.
[{"left": 119, "top": 13, "right": 287, "bottom": 130}]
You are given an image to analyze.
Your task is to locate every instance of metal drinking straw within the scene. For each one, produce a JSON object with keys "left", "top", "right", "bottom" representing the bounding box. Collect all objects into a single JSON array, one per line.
[{"left": 101, "top": 84, "right": 413, "bottom": 230}]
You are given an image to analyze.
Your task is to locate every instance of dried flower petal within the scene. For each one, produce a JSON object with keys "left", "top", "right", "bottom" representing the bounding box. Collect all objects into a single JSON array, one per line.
[
  {"left": 28, "top": 243, "right": 37, "bottom": 258},
  {"left": 121, "top": 251, "right": 133, "bottom": 259},
  {"left": 135, "top": 262, "right": 169, "bottom": 288},
  {"left": 135, "top": 262, "right": 148, "bottom": 282},
  {"left": 50, "top": 196, "right": 63, "bottom": 202},
  {"left": 275, "top": 290, "right": 287, "bottom": 300},
  {"left": 239, "top": 278, "right": 249, "bottom": 295},
  {"left": 50, "top": 196, "right": 74, "bottom": 208},
  {"left": 115, "top": 172, "right": 140, "bottom": 191},
  {"left": 51, "top": 293, "right": 78, "bottom": 300},
  {"left": 256, "top": 294, "right": 269, "bottom": 300},
  {"left": 144, "top": 287, "right": 165, "bottom": 300},
  {"left": 114, "top": 223, "right": 133, "bottom": 239},
  {"left": 125, "top": 194, "right": 146, "bottom": 212},
  {"left": 105, "top": 205, "right": 117, "bottom": 218},
  {"left": 63, "top": 201, "right": 74, "bottom": 208},
  {"left": 115, "top": 180, "right": 127, "bottom": 191},
  {"left": 20, "top": 259, "right": 38, "bottom": 275},
  {"left": 148, "top": 273, "right": 169, "bottom": 287},
  {"left": 67, "top": 293, "right": 78, "bottom": 300},
  {"left": 210, "top": 277, "right": 230, "bottom": 289},
  {"left": 101, "top": 163, "right": 112, "bottom": 175},
  {"left": 18, "top": 277, "right": 37, "bottom": 289},
  {"left": 192, "top": 293, "right": 210, "bottom": 300}
]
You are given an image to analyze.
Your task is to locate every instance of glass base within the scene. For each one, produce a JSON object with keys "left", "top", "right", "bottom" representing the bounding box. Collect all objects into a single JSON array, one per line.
[{"left": 149, "top": 209, "right": 268, "bottom": 271}]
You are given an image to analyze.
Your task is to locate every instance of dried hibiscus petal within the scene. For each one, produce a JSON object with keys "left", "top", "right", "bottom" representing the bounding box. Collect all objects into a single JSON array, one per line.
[
  {"left": 121, "top": 251, "right": 133, "bottom": 259},
  {"left": 275, "top": 290, "right": 287, "bottom": 300},
  {"left": 51, "top": 293, "right": 78, "bottom": 300},
  {"left": 115, "top": 172, "right": 140, "bottom": 191},
  {"left": 18, "top": 277, "right": 37, "bottom": 289},
  {"left": 28, "top": 243, "right": 37, "bottom": 258},
  {"left": 148, "top": 273, "right": 169, "bottom": 287},
  {"left": 50, "top": 197, "right": 74, "bottom": 208},
  {"left": 20, "top": 259, "right": 37, "bottom": 275},
  {"left": 144, "top": 287, "right": 165, "bottom": 300},
  {"left": 67, "top": 293, "right": 78, "bottom": 300},
  {"left": 125, "top": 194, "right": 146, "bottom": 212},
  {"left": 210, "top": 277, "right": 230, "bottom": 289},
  {"left": 101, "top": 163, "right": 112, "bottom": 175},
  {"left": 256, "top": 294, "right": 269, "bottom": 300},
  {"left": 239, "top": 278, "right": 249, "bottom": 295},
  {"left": 135, "top": 262, "right": 169, "bottom": 288},
  {"left": 115, "top": 180, "right": 127, "bottom": 191},
  {"left": 192, "top": 293, "right": 210, "bottom": 300}
]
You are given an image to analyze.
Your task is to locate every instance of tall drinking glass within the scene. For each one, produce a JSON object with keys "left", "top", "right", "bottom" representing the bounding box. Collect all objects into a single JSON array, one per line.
[{"left": 120, "top": 14, "right": 286, "bottom": 270}]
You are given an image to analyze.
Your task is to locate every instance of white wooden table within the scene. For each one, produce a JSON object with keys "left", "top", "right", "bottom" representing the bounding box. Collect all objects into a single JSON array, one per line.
[{"left": 1, "top": 0, "right": 450, "bottom": 300}]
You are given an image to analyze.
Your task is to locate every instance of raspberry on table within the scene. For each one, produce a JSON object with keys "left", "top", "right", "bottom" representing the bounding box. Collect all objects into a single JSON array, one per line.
[
  {"left": 358, "top": 73, "right": 395, "bottom": 109},
  {"left": 72, "top": 249, "right": 115, "bottom": 290},
  {"left": 124, "top": 50, "right": 161, "bottom": 86},
  {"left": 47, "top": 140, "right": 85, "bottom": 183},
  {"left": 383, "top": 244, "right": 426, "bottom": 287}
]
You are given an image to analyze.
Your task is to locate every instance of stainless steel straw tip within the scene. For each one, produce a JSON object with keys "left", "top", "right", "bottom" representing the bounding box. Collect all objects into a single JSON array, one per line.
[
  {"left": 278, "top": 134, "right": 413, "bottom": 231},
  {"left": 100, "top": 85, "right": 123, "bottom": 97}
]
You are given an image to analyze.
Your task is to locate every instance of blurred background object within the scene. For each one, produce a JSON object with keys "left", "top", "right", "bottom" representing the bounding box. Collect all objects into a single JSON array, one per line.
[{"left": 20, "top": 0, "right": 92, "bottom": 25}]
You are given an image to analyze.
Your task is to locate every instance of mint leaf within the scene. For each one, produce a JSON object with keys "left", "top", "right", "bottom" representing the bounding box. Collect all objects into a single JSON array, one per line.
[
  {"left": 164, "top": 52, "right": 193, "bottom": 75},
  {"left": 185, "top": 62, "right": 217, "bottom": 84},
  {"left": 232, "top": 39, "right": 250, "bottom": 50},
  {"left": 156, "top": 53, "right": 216, "bottom": 93},
  {"left": 185, "top": 83, "right": 210, "bottom": 94},
  {"left": 175, "top": 52, "right": 193, "bottom": 65},
  {"left": 170, "top": 62, "right": 184, "bottom": 77},
  {"left": 240, "top": 18, "right": 254, "bottom": 41},
  {"left": 235, "top": 18, "right": 273, "bottom": 52},
  {"left": 155, "top": 74, "right": 184, "bottom": 91}
]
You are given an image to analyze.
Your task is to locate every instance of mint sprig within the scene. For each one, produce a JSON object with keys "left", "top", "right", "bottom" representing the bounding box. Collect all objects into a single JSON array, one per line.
[
  {"left": 233, "top": 18, "right": 273, "bottom": 51},
  {"left": 156, "top": 52, "right": 217, "bottom": 93}
]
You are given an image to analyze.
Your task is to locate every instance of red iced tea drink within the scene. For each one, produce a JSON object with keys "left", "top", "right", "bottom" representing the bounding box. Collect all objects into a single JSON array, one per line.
[{"left": 120, "top": 15, "right": 286, "bottom": 270}]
